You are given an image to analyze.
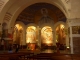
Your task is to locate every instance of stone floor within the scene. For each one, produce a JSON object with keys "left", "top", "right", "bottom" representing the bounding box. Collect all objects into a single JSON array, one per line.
[
  {"left": 19, "top": 49, "right": 70, "bottom": 54},
  {"left": 0, "top": 48, "right": 70, "bottom": 54}
]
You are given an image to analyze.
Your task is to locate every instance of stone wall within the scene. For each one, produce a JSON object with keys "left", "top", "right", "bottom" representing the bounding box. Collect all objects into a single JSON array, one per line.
[{"left": 73, "top": 37, "right": 80, "bottom": 54}]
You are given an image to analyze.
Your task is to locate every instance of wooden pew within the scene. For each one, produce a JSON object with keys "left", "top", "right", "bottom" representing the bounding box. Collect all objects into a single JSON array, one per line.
[
  {"left": 27, "top": 53, "right": 54, "bottom": 60},
  {"left": 18, "top": 52, "right": 34, "bottom": 59},
  {"left": 0, "top": 52, "right": 34, "bottom": 60},
  {"left": 51, "top": 54, "right": 72, "bottom": 60},
  {"left": 0, "top": 52, "right": 80, "bottom": 60},
  {"left": 27, "top": 53, "right": 73, "bottom": 60}
]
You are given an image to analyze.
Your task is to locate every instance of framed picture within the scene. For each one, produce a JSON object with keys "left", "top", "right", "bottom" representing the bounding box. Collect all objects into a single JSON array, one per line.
[{"left": 72, "top": 26, "right": 80, "bottom": 34}]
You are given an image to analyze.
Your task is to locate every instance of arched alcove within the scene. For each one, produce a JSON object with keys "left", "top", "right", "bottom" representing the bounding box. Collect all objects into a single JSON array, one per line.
[
  {"left": 55, "top": 24, "right": 66, "bottom": 44},
  {"left": 54, "top": 21, "right": 69, "bottom": 50},
  {"left": 13, "top": 24, "right": 23, "bottom": 45},
  {"left": 26, "top": 26, "right": 37, "bottom": 43},
  {"left": 41, "top": 26, "right": 53, "bottom": 46}
]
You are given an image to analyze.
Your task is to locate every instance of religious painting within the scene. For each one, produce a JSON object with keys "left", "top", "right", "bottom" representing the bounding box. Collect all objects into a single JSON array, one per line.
[
  {"left": 26, "top": 26, "right": 37, "bottom": 43},
  {"left": 13, "top": 24, "right": 23, "bottom": 45},
  {"left": 56, "top": 24, "right": 66, "bottom": 45},
  {"left": 41, "top": 26, "right": 53, "bottom": 44},
  {"left": 38, "top": 8, "right": 54, "bottom": 25}
]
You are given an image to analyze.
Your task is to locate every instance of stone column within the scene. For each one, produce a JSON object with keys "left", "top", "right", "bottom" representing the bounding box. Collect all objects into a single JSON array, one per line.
[
  {"left": 0, "top": 24, "right": 2, "bottom": 40},
  {"left": 67, "top": 18, "right": 80, "bottom": 54},
  {"left": 37, "top": 26, "right": 41, "bottom": 48},
  {"left": 65, "top": 28, "right": 69, "bottom": 49},
  {"left": 67, "top": 19, "right": 73, "bottom": 54},
  {"left": 53, "top": 31, "right": 56, "bottom": 46},
  {"left": 65, "top": 22, "right": 70, "bottom": 51},
  {"left": 22, "top": 28, "right": 26, "bottom": 45},
  {"left": 69, "top": 26, "right": 73, "bottom": 54},
  {"left": 8, "top": 27, "right": 13, "bottom": 40}
]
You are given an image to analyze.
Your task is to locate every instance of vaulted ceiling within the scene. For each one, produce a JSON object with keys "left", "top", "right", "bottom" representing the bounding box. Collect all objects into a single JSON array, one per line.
[{"left": 16, "top": 3, "right": 66, "bottom": 25}]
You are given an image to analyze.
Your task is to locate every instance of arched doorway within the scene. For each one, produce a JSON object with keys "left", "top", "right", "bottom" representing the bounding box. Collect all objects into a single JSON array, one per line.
[{"left": 41, "top": 26, "right": 53, "bottom": 47}]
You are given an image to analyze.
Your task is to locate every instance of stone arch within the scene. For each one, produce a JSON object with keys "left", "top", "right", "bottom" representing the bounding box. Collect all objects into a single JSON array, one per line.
[
  {"left": 13, "top": 21, "right": 26, "bottom": 45},
  {"left": 39, "top": 23, "right": 54, "bottom": 30},
  {"left": 15, "top": 21, "right": 26, "bottom": 29},
  {"left": 54, "top": 21, "right": 66, "bottom": 29},
  {"left": 41, "top": 26, "right": 53, "bottom": 45},
  {"left": 54, "top": 21, "right": 69, "bottom": 47},
  {"left": 26, "top": 23, "right": 37, "bottom": 29},
  {"left": 0, "top": 0, "right": 68, "bottom": 30},
  {"left": 38, "top": 23, "right": 55, "bottom": 45},
  {"left": 26, "top": 23, "right": 37, "bottom": 43},
  {"left": 0, "top": 0, "right": 69, "bottom": 46}
]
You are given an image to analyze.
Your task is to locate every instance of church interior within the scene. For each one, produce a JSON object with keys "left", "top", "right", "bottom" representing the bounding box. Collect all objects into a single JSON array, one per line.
[{"left": 0, "top": 0, "right": 80, "bottom": 60}]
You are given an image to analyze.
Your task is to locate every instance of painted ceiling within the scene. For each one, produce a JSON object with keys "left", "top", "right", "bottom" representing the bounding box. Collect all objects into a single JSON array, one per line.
[{"left": 16, "top": 3, "right": 66, "bottom": 25}]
